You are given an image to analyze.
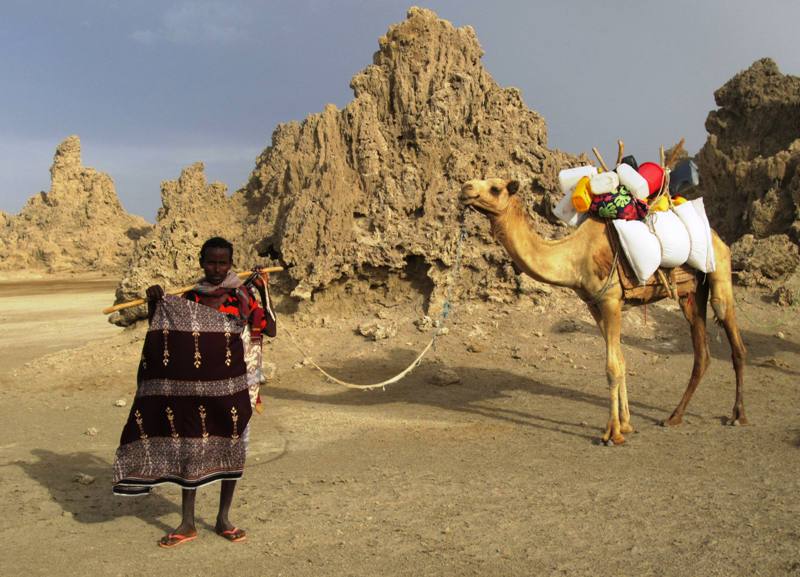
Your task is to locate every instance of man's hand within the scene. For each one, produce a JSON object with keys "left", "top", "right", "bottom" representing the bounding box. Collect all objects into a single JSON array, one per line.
[
  {"left": 146, "top": 285, "right": 165, "bottom": 301},
  {"left": 253, "top": 267, "right": 269, "bottom": 286}
]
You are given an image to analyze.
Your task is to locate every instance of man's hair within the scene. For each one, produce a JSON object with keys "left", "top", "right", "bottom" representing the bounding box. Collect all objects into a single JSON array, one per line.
[{"left": 200, "top": 237, "right": 234, "bottom": 262}]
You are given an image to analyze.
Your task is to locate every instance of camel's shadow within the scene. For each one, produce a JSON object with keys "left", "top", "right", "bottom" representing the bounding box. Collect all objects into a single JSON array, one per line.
[
  {"left": 267, "top": 347, "right": 689, "bottom": 443},
  {"left": 557, "top": 306, "right": 799, "bottom": 377},
  {"left": 15, "top": 449, "right": 215, "bottom": 532}
]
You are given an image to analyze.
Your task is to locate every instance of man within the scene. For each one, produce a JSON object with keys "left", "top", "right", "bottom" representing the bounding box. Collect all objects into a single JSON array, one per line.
[{"left": 112, "top": 237, "right": 275, "bottom": 548}]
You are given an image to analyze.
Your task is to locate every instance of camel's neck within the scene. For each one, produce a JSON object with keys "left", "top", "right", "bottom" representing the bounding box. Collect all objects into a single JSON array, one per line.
[{"left": 489, "top": 199, "right": 579, "bottom": 289}]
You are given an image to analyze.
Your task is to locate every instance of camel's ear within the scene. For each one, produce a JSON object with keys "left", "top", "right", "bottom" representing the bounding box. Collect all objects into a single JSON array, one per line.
[{"left": 507, "top": 180, "right": 519, "bottom": 195}]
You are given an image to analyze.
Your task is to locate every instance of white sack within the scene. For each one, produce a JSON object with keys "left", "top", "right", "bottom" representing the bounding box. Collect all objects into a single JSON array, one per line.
[
  {"left": 646, "top": 210, "right": 690, "bottom": 268},
  {"left": 589, "top": 171, "right": 619, "bottom": 195},
  {"left": 613, "top": 219, "right": 662, "bottom": 285},
  {"left": 691, "top": 197, "right": 716, "bottom": 272},
  {"left": 673, "top": 201, "right": 712, "bottom": 272}
]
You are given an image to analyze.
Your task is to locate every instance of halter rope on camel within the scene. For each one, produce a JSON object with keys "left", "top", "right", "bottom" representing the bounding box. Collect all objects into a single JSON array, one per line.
[{"left": 281, "top": 325, "right": 439, "bottom": 391}]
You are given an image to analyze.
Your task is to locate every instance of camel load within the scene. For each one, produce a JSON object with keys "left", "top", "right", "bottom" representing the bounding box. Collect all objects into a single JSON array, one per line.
[
  {"left": 554, "top": 141, "right": 700, "bottom": 223},
  {"left": 553, "top": 142, "right": 710, "bottom": 285}
]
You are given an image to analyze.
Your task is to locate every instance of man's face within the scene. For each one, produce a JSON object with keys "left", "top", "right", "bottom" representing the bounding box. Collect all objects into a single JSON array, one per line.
[{"left": 200, "top": 247, "right": 233, "bottom": 285}]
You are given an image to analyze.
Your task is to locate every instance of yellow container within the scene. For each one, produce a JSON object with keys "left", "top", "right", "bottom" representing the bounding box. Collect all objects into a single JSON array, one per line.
[
  {"left": 672, "top": 196, "right": 687, "bottom": 206},
  {"left": 649, "top": 194, "right": 669, "bottom": 212},
  {"left": 571, "top": 176, "right": 592, "bottom": 213}
]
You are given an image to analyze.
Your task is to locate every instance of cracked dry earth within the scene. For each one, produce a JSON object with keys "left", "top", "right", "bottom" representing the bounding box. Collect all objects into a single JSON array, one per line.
[{"left": 1, "top": 275, "right": 798, "bottom": 577}]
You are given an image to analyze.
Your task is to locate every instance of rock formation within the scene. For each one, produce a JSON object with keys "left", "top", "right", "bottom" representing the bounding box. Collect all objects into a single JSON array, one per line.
[
  {"left": 235, "top": 7, "right": 577, "bottom": 302},
  {"left": 0, "top": 136, "right": 150, "bottom": 273},
  {"left": 694, "top": 58, "right": 800, "bottom": 289},
  {"left": 113, "top": 7, "right": 579, "bottom": 324}
]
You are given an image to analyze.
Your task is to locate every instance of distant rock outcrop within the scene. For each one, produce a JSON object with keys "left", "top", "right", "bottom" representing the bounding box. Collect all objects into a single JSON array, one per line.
[
  {"left": 694, "top": 59, "right": 800, "bottom": 288},
  {"left": 0, "top": 136, "right": 150, "bottom": 273},
  {"left": 113, "top": 7, "right": 579, "bottom": 324}
]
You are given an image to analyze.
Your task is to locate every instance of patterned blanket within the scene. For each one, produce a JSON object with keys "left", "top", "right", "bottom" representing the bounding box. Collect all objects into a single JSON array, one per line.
[{"left": 112, "top": 296, "right": 252, "bottom": 495}]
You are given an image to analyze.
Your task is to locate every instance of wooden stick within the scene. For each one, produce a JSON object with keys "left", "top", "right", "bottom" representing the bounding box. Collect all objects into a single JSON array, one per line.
[
  {"left": 592, "top": 147, "right": 610, "bottom": 172},
  {"left": 659, "top": 145, "right": 666, "bottom": 168},
  {"left": 656, "top": 269, "right": 676, "bottom": 301},
  {"left": 665, "top": 138, "right": 686, "bottom": 169},
  {"left": 102, "top": 267, "right": 283, "bottom": 314},
  {"left": 615, "top": 140, "right": 625, "bottom": 166}
]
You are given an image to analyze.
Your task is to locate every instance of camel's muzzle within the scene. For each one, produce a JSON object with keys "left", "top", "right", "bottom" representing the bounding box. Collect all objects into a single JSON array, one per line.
[{"left": 459, "top": 183, "right": 479, "bottom": 206}]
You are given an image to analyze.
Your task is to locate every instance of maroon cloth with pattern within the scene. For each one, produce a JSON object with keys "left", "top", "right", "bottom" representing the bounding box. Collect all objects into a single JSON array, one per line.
[{"left": 112, "top": 296, "right": 252, "bottom": 495}]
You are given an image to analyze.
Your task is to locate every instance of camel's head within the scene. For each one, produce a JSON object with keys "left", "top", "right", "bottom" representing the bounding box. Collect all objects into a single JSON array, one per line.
[{"left": 459, "top": 178, "right": 520, "bottom": 216}]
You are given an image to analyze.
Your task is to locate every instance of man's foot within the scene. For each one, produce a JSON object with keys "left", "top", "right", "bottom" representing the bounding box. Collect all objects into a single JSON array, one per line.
[
  {"left": 216, "top": 527, "right": 246, "bottom": 542},
  {"left": 158, "top": 532, "right": 198, "bottom": 548}
]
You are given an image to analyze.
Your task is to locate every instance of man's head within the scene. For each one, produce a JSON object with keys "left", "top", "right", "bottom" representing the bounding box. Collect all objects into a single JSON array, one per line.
[{"left": 199, "top": 237, "right": 234, "bottom": 285}]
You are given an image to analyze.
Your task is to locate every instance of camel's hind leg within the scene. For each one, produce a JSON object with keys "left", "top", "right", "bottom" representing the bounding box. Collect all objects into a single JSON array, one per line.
[
  {"left": 664, "top": 281, "right": 711, "bottom": 426},
  {"left": 719, "top": 306, "right": 748, "bottom": 424},
  {"left": 708, "top": 236, "right": 748, "bottom": 424}
]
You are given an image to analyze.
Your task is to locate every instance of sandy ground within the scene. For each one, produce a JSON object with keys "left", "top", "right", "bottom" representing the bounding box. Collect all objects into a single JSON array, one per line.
[{"left": 1, "top": 275, "right": 799, "bottom": 577}]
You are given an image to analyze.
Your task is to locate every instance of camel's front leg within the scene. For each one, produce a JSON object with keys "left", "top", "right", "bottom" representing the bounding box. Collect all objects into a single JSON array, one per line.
[
  {"left": 618, "top": 374, "right": 634, "bottom": 434},
  {"left": 596, "top": 301, "right": 627, "bottom": 445}
]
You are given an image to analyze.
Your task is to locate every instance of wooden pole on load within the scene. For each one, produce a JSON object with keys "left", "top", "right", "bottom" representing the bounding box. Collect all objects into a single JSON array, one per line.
[
  {"left": 102, "top": 266, "right": 283, "bottom": 314},
  {"left": 591, "top": 147, "right": 610, "bottom": 172},
  {"left": 615, "top": 140, "right": 624, "bottom": 166},
  {"left": 665, "top": 138, "right": 686, "bottom": 169}
]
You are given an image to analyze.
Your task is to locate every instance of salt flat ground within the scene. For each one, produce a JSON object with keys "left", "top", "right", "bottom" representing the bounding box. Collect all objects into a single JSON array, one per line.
[{"left": 0, "top": 276, "right": 798, "bottom": 577}]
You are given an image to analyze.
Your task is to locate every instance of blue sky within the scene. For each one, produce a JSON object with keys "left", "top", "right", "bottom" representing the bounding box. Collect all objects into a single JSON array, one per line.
[{"left": 2, "top": 1, "right": 798, "bottom": 220}]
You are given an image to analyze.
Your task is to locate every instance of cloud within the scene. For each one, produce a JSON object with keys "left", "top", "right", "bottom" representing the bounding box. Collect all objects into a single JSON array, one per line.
[
  {"left": 131, "top": 1, "right": 251, "bottom": 47},
  {"left": 130, "top": 29, "right": 157, "bottom": 46}
]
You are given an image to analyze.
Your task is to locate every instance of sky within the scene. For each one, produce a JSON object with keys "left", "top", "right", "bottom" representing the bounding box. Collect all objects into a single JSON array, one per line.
[{"left": 1, "top": 0, "right": 799, "bottom": 221}]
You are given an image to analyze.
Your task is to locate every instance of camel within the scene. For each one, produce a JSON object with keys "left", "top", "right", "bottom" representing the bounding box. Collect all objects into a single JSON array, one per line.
[{"left": 459, "top": 177, "right": 746, "bottom": 445}]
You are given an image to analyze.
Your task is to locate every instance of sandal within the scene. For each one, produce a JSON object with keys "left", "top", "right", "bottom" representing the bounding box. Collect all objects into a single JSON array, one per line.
[
  {"left": 217, "top": 527, "right": 246, "bottom": 542},
  {"left": 158, "top": 533, "right": 197, "bottom": 548}
]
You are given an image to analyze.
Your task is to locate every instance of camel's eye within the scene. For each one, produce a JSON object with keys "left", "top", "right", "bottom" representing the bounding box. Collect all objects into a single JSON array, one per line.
[{"left": 490, "top": 186, "right": 500, "bottom": 195}]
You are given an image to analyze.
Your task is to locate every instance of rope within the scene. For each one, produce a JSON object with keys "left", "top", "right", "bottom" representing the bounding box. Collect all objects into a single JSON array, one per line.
[
  {"left": 279, "top": 215, "right": 469, "bottom": 391},
  {"left": 281, "top": 325, "right": 437, "bottom": 390},
  {"left": 441, "top": 213, "right": 468, "bottom": 323},
  {"left": 586, "top": 222, "right": 621, "bottom": 306}
]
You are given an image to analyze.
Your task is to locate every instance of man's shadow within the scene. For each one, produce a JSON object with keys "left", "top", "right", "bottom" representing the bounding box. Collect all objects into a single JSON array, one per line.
[{"left": 16, "top": 449, "right": 215, "bottom": 533}]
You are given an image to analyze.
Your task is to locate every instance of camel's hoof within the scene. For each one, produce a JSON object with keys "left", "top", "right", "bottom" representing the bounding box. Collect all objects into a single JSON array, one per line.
[
  {"left": 602, "top": 435, "right": 625, "bottom": 446},
  {"left": 660, "top": 417, "right": 682, "bottom": 428},
  {"left": 728, "top": 417, "right": 749, "bottom": 426},
  {"left": 621, "top": 424, "right": 635, "bottom": 434}
]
